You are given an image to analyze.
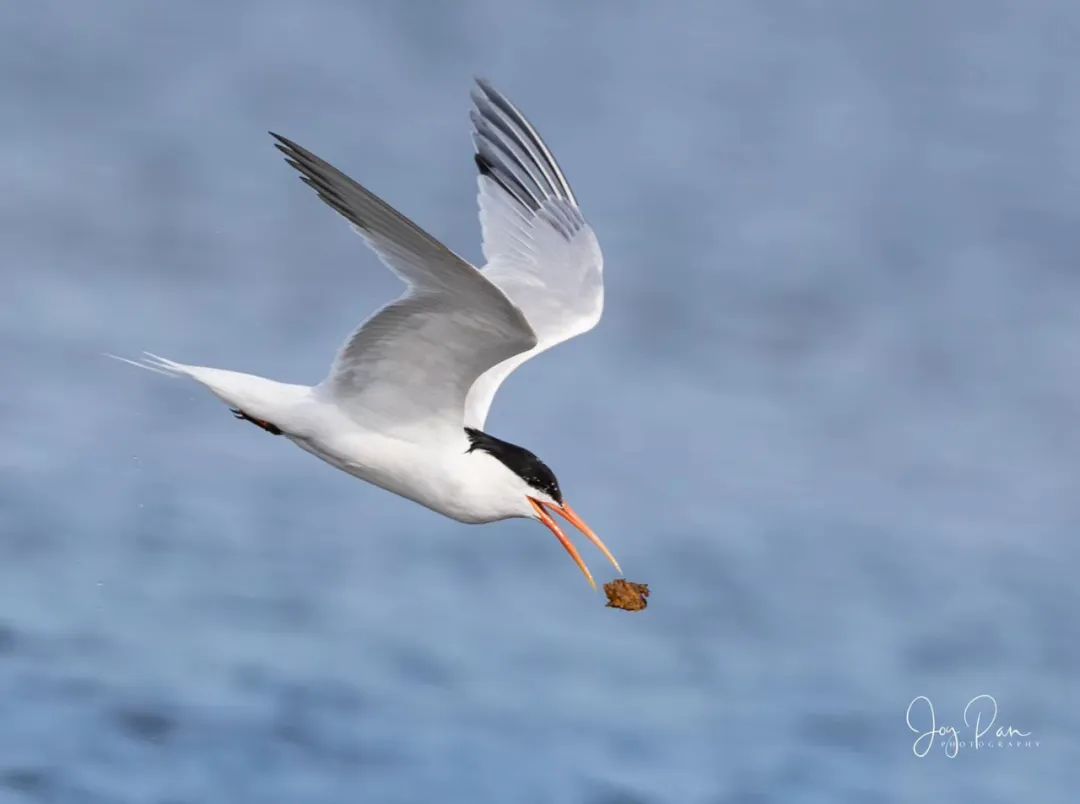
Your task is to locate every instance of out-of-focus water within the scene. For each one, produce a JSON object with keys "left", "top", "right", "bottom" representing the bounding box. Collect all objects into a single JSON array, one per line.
[{"left": 2, "top": 1, "right": 1078, "bottom": 801}]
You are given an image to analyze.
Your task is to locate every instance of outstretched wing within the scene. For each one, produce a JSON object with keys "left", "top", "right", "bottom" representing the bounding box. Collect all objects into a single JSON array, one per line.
[
  {"left": 272, "top": 133, "right": 537, "bottom": 436},
  {"left": 463, "top": 80, "right": 605, "bottom": 429}
]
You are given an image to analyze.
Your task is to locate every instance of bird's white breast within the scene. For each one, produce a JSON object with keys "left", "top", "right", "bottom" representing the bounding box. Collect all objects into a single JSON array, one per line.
[{"left": 283, "top": 398, "right": 528, "bottom": 524}]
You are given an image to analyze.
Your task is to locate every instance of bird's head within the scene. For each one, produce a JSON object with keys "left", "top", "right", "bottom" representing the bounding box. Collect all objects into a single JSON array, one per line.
[{"left": 465, "top": 427, "right": 621, "bottom": 588}]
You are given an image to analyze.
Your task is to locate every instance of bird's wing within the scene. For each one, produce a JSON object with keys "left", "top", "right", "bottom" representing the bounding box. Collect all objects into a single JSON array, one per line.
[
  {"left": 463, "top": 79, "right": 604, "bottom": 429},
  {"left": 272, "top": 133, "right": 537, "bottom": 436}
]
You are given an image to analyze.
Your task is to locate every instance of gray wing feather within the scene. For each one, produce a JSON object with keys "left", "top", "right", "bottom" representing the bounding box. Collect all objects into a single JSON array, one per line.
[{"left": 272, "top": 133, "right": 537, "bottom": 432}]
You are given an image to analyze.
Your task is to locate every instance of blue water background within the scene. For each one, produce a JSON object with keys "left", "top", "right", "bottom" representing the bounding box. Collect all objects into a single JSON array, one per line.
[{"left": 2, "top": 2, "right": 1078, "bottom": 801}]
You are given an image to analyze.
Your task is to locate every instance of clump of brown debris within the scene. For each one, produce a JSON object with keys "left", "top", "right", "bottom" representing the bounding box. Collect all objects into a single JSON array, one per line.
[{"left": 604, "top": 579, "right": 650, "bottom": 612}]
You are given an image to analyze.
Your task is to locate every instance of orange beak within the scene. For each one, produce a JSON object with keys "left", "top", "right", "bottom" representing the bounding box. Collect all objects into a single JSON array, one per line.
[{"left": 527, "top": 497, "right": 622, "bottom": 589}]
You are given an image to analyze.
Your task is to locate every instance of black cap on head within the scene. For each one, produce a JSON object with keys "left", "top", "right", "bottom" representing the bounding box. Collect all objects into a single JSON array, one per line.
[{"left": 465, "top": 427, "right": 563, "bottom": 504}]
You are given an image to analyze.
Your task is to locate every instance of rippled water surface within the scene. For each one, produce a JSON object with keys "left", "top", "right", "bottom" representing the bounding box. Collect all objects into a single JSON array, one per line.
[{"left": 2, "top": 2, "right": 1079, "bottom": 801}]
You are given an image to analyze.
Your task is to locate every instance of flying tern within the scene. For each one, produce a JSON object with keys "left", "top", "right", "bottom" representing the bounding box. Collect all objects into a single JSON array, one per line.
[{"left": 116, "top": 80, "right": 621, "bottom": 588}]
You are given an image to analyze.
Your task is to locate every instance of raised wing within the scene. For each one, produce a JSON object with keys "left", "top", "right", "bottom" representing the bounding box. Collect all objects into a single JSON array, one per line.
[
  {"left": 271, "top": 133, "right": 537, "bottom": 436},
  {"left": 464, "top": 80, "right": 604, "bottom": 429}
]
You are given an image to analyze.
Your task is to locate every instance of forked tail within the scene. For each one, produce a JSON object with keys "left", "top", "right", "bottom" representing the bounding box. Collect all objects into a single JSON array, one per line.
[
  {"left": 107, "top": 351, "right": 311, "bottom": 430},
  {"left": 106, "top": 351, "right": 191, "bottom": 378}
]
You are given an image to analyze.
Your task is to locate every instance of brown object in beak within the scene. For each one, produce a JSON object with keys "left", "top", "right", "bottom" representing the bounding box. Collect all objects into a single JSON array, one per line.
[{"left": 604, "top": 579, "right": 650, "bottom": 612}]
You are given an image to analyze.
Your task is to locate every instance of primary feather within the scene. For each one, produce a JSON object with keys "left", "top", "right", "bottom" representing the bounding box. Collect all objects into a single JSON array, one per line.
[{"left": 464, "top": 79, "right": 605, "bottom": 429}]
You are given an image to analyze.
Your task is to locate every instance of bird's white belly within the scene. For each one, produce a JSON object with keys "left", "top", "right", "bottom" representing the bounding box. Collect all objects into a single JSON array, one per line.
[{"left": 284, "top": 417, "right": 512, "bottom": 525}]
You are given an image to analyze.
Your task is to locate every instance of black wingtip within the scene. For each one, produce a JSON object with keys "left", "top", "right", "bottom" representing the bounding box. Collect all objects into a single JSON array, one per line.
[
  {"left": 474, "top": 77, "right": 503, "bottom": 101},
  {"left": 472, "top": 77, "right": 505, "bottom": 109},
  {"left": 474, "top": 152, "right": 494, "bottom": 177},
  {"left": 269, "top": 132, "right": 301, "bottom": 155}
]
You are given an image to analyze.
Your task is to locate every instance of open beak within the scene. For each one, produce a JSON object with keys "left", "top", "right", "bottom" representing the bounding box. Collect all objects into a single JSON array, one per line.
[{"left": 527, "top": 497, "right": 623, "bottom": 589}]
